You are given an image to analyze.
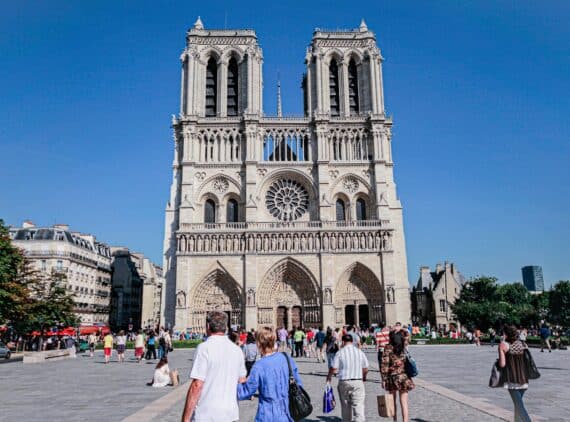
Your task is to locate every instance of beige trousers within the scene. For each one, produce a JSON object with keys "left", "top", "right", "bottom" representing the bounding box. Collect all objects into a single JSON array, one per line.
[{"left": 338, "top": 379, "right": 366, "bottom": 421}]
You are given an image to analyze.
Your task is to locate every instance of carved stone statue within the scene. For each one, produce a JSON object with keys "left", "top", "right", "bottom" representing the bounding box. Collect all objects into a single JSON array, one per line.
[
  {"left": 247, "top": 288, "right": 256, "bottom": 306},
  {"left": 177, "top": 291, "right": 186, "bottom": 308},
  {"left": 324, "top": 288, "right": 332, "bottom": 304}
]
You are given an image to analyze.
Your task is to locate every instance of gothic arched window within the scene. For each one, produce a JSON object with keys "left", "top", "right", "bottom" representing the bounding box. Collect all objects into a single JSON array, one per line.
[
  {"left": 336, "top": 199, "right": 346, "bottom": 221},
  {"left": 226, "top": 199, "right": 238, "bottom": 223},
  {"left": 348, "top": 59, "right": 359, "bottom": 114},
  {"left": 356, "top": 198, "right": 367, "bottom": 221},
  {"left": 204, "top": 199, "right": 216, "bottom": 224},
  {"left": 227, "top": 57, "right": 239, "bottom": 116},
  {"left": 329, "top": 59, "right": 340, "bottom": 116},
  {"left": 205, "top": 58, "right": 218, "bottom": 117}
]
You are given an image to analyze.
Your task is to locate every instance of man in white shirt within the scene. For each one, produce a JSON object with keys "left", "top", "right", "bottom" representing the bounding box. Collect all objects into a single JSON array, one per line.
[
  {"left": 181, "top": 311, "right": 246, "bottom": 422},
  {"left": 326, "top": 334, "right": 369, "bottom": 422}
]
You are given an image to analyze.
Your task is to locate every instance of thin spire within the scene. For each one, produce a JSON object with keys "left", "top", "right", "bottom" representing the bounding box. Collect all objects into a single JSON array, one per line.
[
  {"left": 277, "top": 73, "right": 282, "bottom": 118},
  {"left": 359, "top": 18, "right": 368, "bottom": 32},
  {"left": 193, "top": 16, "right": 204, "bottom": 30}
]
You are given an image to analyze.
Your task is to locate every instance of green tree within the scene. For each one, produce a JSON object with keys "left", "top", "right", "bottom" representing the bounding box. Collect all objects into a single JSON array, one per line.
[
  {"left": 496, "top": 283, "right": 530, "bottom": 305},
  {"left": 0, "top": 219, "right": 33, "bottom": 329},
  {"left": 457, "top": 276, "right": 498, "bottom": 303},
  {"left": 0, "top": 219, "right": 78, "bottom": 339},
  {"left": 531, "top": 290, "right": 550, "bottom": 321},
  {"left": 451, "top": 276, "right": 498, "bottom": 330},
  {"left": 451, "top": 277, "right": 546, "bottom": 330},
  {"left": 26, "top": 271, "right": 78, "bottom": 333},
  {"left": 549, "top": 281, "right": 570, "bottom": 327}
]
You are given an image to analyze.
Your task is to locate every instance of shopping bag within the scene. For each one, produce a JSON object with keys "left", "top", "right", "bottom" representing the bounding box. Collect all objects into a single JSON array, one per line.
[
  {"left": 323, "top": 382, "right": 336, "bottom": 413},
  {"left": 169, "top": 369, "right": 180, "bottom": 386},
  {"left": 377, "top": 394, "right": 395, "bottom": 418}
]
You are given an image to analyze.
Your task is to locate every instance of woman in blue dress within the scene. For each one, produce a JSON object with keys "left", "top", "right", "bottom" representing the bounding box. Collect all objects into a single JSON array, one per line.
[{"left": 238, "top": 326, "right": 304, "bottom": 422}]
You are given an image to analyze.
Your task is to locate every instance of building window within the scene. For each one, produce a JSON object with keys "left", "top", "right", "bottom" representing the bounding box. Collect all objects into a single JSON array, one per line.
[
  {"left": 205, "top": 58, "right": 218, "bottom": 117},
  {"left": 204, "top": 199, "right": 216, "bottom": 224},
  {"left": 227, "top": 57, "right": 239, "bottom": 116},
  {"left": 336, "top": 199, "right": 346, "bottom": 221},
  {"left": 356, "top": 198, "right": 367, "bottom": 221},
  {"left": 226, "top": 199, "right": 239, "bottom": 223},
  {"left": 329, "top": 59, "right": 340, "bottom": 116},
  {"left": 348, "top": 59, "right": 359, "bottom": 114},
  {"left": 41, "top": 260, "right": 47, "bottom": 271},
  {"left": 56, "top": 260, "right": 63, "bottom": 270},
  {"left": 439, "top": 300, "right": 447, "bottom": 312}
]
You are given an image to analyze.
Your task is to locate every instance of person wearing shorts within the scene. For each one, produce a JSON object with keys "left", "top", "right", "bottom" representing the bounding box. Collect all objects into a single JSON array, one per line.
[
  {"left": 135, "top": 330, "right": 145, "bottom": 363},
  {"left": 88, "top": 333, "right": 97, "bottom": 358},
  {"left": 103, "top": 333, "right": 114, "bottom": 364},
  {"left": 116, "top": 330, "right": 127, "bottom": 363}
]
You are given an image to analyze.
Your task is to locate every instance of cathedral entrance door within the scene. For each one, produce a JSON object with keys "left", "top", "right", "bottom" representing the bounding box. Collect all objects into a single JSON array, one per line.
[
  {"left": 276, "top": 306, "right": 288, "bottom": 329},
  {"left": 344, "top": 305, "right": 355, "bottom": 327},
  {"left": 292, "top": 306, "right": 302, "bottom": 329},
  {"left": 358, "top": 304, "right": 370, "bottom": 329}
]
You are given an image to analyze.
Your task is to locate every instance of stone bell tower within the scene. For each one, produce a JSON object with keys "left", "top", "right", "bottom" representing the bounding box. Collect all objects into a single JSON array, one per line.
[{"left": 163, "top": 19, "right": 411, "bottom": 331}]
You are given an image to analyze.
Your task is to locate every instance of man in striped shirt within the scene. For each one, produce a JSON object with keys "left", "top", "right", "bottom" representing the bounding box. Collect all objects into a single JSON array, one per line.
[
  {"left": 375, "top": 325, "right": 390, "bottom": 368},
  {"left": 326, "top": 334, "right": 369, "bottom": 421}
]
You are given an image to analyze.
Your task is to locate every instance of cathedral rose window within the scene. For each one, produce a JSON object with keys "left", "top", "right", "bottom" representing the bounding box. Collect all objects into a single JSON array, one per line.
[{"left": 266, "top": 179, "right": 309, "bottom": 221}]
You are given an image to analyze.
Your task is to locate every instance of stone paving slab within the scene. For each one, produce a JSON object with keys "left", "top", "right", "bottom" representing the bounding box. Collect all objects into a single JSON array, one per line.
[
  {"left": 0, "top": 345, "right": 566, "bottom": 421},
  {"left": 409, "top": 345, "right": 569, "bottom": 422},
  {"left": 160, "top": 349, "right": 502, "bottom": 422}
]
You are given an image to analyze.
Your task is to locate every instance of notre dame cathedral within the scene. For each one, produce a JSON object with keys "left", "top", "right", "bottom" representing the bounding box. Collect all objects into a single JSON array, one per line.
[{"left": 163, "top": 18, "right": 411, "bottom": 332}]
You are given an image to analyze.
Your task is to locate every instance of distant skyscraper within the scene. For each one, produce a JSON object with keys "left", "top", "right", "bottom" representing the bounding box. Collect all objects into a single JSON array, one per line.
[{"left": 521, "top": 266, "right": 544, "bottom": 291}]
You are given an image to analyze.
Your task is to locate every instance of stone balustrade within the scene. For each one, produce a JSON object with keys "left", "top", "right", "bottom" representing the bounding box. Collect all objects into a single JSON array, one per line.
[{"left": 177, "top": 220, "right": 393, "bottom": 255}]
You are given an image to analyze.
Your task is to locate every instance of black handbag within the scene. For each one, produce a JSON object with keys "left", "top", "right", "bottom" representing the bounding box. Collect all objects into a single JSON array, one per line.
[
  {"left": 282, "top": 352, "right": 313, "bottom": 421},
  {"left": 489, "top": 359, "right": 503, "bottom": 388},
  {"left": 524, "top": 349, "right": 540, "bottom": 380}
]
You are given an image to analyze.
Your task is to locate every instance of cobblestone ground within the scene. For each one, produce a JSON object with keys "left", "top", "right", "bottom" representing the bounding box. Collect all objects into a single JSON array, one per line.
[{"left": 0, "top": 345, "right": 567, "bottom": 421}]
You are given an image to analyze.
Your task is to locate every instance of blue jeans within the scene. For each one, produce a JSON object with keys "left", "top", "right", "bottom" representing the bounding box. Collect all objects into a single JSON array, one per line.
[{"left": 508, "top": 389, "right": 531, "bottom": 422}]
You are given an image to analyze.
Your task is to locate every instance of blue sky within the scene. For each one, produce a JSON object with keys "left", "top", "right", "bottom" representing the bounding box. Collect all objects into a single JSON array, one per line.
[{"left": 1, "top": 1, "right": 568, "bottom": 287}]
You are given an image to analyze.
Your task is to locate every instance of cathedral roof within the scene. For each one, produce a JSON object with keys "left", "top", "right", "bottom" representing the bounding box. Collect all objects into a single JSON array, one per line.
[{"left": 187, "top": 17, "right": 257, "bottom": 39}]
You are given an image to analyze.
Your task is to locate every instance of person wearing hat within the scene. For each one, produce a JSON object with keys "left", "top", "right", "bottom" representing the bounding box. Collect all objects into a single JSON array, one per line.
[{"left": 326, "top": 334, "right": 369, "bottom": 421}]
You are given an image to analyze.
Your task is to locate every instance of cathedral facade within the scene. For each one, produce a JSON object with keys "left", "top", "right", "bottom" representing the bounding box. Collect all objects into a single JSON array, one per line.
[{"left": 163, "top": 18, "right": 411, "bottom": 332}]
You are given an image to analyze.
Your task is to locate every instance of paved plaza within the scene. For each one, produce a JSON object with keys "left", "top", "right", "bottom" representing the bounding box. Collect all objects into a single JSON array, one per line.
[{"left": 0, "top": 345, "right": 567, "bottom": 421}]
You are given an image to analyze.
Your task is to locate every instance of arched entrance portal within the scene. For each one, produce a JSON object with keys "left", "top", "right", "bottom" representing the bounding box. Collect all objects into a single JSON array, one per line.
[
  {"left": 190, "top": 269, "right": 243, "bottom": 332},
  {"left": 334, "top": 262, "right": 384, "bottom": 329},
  {"left": 257, "top": 258, "right": 321, "bottom": 329}
]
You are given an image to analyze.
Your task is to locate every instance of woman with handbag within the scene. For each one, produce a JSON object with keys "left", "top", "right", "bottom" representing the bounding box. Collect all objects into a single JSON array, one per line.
[
  {"left": 498, "top": 325, "right": 533, "bottom": 422},
  {"left": 380, "top": 329, "right": 415, "bottom": 422},
  {"left": 238, "top": 327, "right": 308, "bottom": 421}
]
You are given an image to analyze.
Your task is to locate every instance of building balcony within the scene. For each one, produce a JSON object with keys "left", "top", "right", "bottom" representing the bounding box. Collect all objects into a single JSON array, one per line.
[{"left": 176, "top": 220, "right": 393, "bottom": 256}]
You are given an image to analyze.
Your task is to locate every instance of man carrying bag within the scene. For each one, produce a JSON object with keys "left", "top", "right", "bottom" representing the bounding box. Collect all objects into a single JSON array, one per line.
[{"left": 326, "top": 334, "right": 369, "bottom": 422}]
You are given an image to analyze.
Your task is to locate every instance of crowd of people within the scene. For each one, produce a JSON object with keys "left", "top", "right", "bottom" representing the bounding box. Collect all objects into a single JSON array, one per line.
[
  {"left": 2, "top": 315, "right": 561, "bottom": 421},
  {"left": 179, "top": 312, "right": 418, "bottom": 422}
]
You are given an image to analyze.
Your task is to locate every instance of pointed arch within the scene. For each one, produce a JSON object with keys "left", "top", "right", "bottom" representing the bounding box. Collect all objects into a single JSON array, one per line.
[
  {"left": 189, "top": 268, "right": 243, "bottom": 331},
  {"left": 227, "top": 57, "right": 239, "bottom": 116},
  {"left": 348, "top": 58, "right": 360, "bottom": 114},
  {"left": 205, "top": 57, "right": 218, "bottom": 117},
  {"left": 329, "top": 59, "right": 340, "bottom": 116},
  {"left": 334, "top": 262, "right": 385, "bottom": 327},
  {"left": 257, "top": 258, "right": 321, "bottom": 328}
]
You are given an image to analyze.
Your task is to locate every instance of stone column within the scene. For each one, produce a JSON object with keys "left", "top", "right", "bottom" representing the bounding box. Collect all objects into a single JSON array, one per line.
[
  {"left": 180, "top": 53, "right": 187, "bottom": 115},
  {"left": 341, "top": 60, "right": 350, "bottom": 117},
  {"left": 287, "top": 307, "right": 293, "bottom": 330},
  {"left": 315, "top": 53, "right": 323, "bottom": 112},
  {"left": 369, "top": 56, "right": 378, "bottom": 114},
  {"left": 219, "top": 59, "right": 228, "bottom": 117},
  {"left": 306, "top": 56, "right": 312, "bottom": 118},
  {"left": 376, "top": 56, "right": 385, "bottom": 114},
  {"left": 185, "top": 52, "right": 197, "bottom": 116}
]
